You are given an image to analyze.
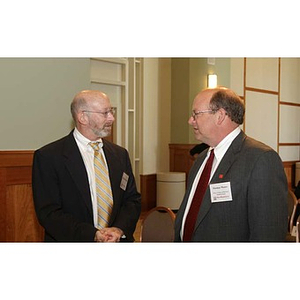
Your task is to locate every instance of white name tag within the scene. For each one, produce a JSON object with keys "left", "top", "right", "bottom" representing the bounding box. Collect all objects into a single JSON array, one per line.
[
  {"left": 120, "top": 172, "right": 129, "bottom": 191},
  {"left": 210, "top": 182, "right": 233, "bottom": 203},
  {"left": 291, "top": 226, "right": 297, "bottom": 237}
]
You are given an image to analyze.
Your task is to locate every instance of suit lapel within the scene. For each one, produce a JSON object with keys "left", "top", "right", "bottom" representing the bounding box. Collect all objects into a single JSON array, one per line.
[{"left": 63, "top": 132, "right": 93, "bottom": 218}]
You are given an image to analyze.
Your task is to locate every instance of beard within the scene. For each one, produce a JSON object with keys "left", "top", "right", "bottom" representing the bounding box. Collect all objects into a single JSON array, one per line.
[{"left": 92, "top": 124, "right": 112, "bottom": 138}]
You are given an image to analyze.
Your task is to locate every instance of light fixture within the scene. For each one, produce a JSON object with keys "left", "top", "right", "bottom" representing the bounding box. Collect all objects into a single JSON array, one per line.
[{"left": 207, "top": 74, "right": 217, "bottom": 88}]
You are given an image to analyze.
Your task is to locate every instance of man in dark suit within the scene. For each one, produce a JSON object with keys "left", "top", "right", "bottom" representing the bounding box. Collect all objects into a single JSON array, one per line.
[
  {"left": 32, "top": 90, "right": 141, "bottom": 242},
  {"left": 189, "top": 143, "right": 209, "bottom": 157},
  {"left": 175, "top": 87, "right": 288, "bottom": 242}
]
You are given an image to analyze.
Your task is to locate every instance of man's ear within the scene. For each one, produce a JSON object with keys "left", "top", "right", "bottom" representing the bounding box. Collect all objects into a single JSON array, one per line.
[
  {"left": 78, "top": 111, "right": 88, "bottom": 125},
  {"left": 216, "top": 108, "right": 227, "bottom": 125}
]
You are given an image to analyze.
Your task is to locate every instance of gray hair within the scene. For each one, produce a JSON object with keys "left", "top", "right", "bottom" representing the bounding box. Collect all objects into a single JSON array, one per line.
[
  {"left": 70, "top": 95, "right": 89, "bottom": 123},
  {"left": 209, "top": 89, "right": 245, "bottom": 125}
]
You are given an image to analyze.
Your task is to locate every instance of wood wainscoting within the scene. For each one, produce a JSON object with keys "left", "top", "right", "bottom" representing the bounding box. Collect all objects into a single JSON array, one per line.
[
  {"left": 169, "top": 144, "right": 197, "bottom": 178},
  {"left": 140, "top": 174, "right": 157, "bottom": 212},
  {"left": 0, "top": 151, "right": 44, "bottom": 242},
  {"left": 0, "top": 149, "right": 297, "bottom": 242},
  {"left": 283, "top": 161, "right": 298, "bottom": 189}
]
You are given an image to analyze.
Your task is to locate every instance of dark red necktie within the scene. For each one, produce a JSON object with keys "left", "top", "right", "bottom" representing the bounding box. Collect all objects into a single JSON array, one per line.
[{"left": 183, "top": 149, "right": 215, "bottom": 241}]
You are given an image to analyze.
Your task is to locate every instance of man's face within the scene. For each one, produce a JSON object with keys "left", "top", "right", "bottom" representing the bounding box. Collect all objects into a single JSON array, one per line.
[
  {"left": 188, "top": 90, "right": 216, "bottom": 145},
  {"left": 84, "top": 95, "right": 115, "bottom": 139}
]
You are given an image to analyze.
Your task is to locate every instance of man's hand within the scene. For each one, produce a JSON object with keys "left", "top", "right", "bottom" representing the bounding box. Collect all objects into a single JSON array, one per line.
[
  {"left": 94, "top": 227, "right": 124, "bottom": 242},
  {"left": 94, "top": 230, "right": 108, "bottom": 242}
]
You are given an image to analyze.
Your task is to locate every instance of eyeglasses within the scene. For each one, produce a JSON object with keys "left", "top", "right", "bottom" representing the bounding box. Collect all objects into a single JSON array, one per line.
[
  {"left": 191, "top": 109, "right": 214, "bottom": 120},
  {"left": 82, "top": 107, "right": 116, "bottom": 118}
]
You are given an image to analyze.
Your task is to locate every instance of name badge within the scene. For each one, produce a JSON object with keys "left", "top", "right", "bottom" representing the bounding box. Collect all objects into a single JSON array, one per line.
[
  {"left": 209, "top": 182, "right": 233, "bottom": 203},
  {"left": 120, "top": 172, "right": 129, "bottom": 191},
  {"left": 291, "top": 226, "right": 297, "bottom": 237}
]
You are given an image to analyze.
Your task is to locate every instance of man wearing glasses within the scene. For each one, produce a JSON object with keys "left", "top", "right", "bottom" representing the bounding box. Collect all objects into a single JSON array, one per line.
[
  {"left": 32, "top": 90, "right": 141, "bottom": 242},
  {"left": 175, "top": 87, "right": 288, "bottom": 242}
]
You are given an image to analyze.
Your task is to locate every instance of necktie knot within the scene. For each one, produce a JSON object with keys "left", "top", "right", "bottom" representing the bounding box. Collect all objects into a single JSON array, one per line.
[
  {"left": 90, "top": 142, "right": 100, "bottom": 152},
  {"left": 208, "top": 148, "right": 215, "bottom": 164}
]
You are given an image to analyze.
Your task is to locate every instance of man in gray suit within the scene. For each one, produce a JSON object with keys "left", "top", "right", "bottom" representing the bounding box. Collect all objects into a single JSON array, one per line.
[{"left": 175, "top": 87, "right": 288, "bottom": 242}]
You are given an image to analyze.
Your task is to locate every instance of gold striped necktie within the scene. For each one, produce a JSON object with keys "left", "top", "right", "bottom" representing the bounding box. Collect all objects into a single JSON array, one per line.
[{"left": 90, "top": 142, "right": 113, "bottom": 229}]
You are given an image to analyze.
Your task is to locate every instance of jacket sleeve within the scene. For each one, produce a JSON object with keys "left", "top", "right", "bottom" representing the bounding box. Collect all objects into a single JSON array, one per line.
[
  {"left": 109, "top": 148, "right": 141, "bottom": 241},
  {"left": 247, "top": 150, "right": 288, "bottom": 241},
  {"left": 32, "top": 150, "right": 97, "bottom": 242}
]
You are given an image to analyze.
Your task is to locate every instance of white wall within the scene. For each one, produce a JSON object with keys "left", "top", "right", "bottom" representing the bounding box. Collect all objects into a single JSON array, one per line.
[
  {"left": 142, "top": 58, "right": 171, "bottom": 174},
  {"left": 157, "top": 58, "right": 171, "bottom": 172},
  {"left": 142, "top": 58, "right": 159, "bottom": 174},
  {"left": 230, "top": 57, "right": 300, "bottom": 161},
  {"left": 230, "top": 58, "right": 244, "bottom": 96},
  {"left": 0, "top": 58, "right": 90, "bottom": 149},
  {"left": 0, "top": 58, "right": 171, "bottom": 179}
]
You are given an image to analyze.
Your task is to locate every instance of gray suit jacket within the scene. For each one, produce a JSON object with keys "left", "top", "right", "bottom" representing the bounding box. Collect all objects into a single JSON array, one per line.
[{"left": 175, "top": 131, "right": 288, "bottom": 242}]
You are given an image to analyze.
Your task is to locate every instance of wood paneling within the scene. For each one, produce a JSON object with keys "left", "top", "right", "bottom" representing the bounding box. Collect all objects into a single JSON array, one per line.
[
  {"left": 0, "top": 151, "right": 44, "bottom": 242},
  {"left": 0, "top": 168, "right": 6, "bottom": 241},
  {"left": 0, "top": 149, "right": 296, "bottom": 241},
  {"left": 0, "top": 151, "right": 34, "bottom": 167},
  {"left": 283, "top": 161, "right": 297, "bottom": 189},
  {"left": 169, "top": 144, "right": 196, "bottom": 177},
  {"left": 6, "top": 184, "right": 43, "bottom": 241},
  {"left": 140, "top": 174, "right": 157, "bottom": 212}
]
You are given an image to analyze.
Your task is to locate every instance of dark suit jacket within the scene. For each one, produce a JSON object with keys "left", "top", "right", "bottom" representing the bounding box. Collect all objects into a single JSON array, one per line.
[
  {"left": 175, "top": 131, "right": 288, "bottom": 242},
  {"left": 32, "top": 130, "right": 141, "bottom": 242}
]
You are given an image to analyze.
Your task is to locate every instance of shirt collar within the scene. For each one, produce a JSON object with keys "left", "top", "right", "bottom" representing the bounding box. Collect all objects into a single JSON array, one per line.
[{"left": 212, "top": 127, "right": 241, "bottom": 162}]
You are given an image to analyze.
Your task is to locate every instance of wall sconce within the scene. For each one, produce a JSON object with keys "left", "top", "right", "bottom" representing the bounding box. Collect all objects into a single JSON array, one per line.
[{"left": 207, "top": 74, "right": 217, "bottom": 88}]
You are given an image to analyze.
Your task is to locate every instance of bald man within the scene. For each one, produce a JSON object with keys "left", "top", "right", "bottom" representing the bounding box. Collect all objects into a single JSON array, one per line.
[
  {"left": 32, "top": 90, "right": 141, "bottom": 242},
  {"left": 175, "top": 87, "right": 288, "bottom": 242}
]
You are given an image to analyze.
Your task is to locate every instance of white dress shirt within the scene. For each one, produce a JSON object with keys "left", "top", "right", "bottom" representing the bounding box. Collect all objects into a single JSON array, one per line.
[
  {"left": 180, "top": 127, "right": 241, "bottom": 238},
  {"left": 73, "top": 128, "right": 109, "bottom": 227}
]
